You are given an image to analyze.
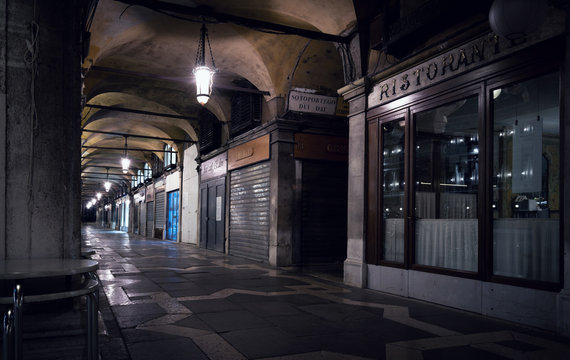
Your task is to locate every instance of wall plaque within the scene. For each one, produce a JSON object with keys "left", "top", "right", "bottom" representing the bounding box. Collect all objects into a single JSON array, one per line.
[
  {"left": 145, "top": 185, "right": 154, "bottom": 202},
  {"left": 288, "top": 90, "right": 338, "bottom": 116},
  {"left": 201, "top": 152, "right": 227, "bottom": 182},
  {"left": 228, "top": 134, "right": 270, "bottom": 170},
  {"left": 294, "top": 133, "right": 348, "bottom": 162}
]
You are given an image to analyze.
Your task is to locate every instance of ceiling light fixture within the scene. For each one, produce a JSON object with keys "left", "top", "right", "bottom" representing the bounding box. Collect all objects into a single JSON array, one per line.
[
  {"left": 193, "top": 22, "right": 216, "bottom": 106},
  {"left": 121, "top": 136, "right": 130, "bottom": 174},
  {"left": 104, "top": 167, "right": 111, "bottom": 192}
]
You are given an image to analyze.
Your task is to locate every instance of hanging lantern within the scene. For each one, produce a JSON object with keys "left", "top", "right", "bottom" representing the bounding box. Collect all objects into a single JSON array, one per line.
[
  {"left": 104, "top": 167, "right": 111, "bottom": 192},
  {"left": 121, "top": 136, "right": 130, "bottom": 174},
  {"left": 193, "top": 22, "right": 217, "bottom": 105}
]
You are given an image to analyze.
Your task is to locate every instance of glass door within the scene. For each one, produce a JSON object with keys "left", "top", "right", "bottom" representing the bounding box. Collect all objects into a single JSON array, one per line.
[
  {"left": 412, "top": 95, "right": 480, "bottom": 272},
  {"left": 166, "top": 190, "right": 179, "bottom": 241}
]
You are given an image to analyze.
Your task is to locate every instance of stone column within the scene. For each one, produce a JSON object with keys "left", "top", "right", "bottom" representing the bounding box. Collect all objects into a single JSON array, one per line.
[
  {"left": 1, "top": 0, "right": 82, "bottom": 259},
  {"left": 269, "top": 125, "right": 296, "bottom": 266},
  {"left": 339, "top": 81, "right": 367, "bottom": 287}
]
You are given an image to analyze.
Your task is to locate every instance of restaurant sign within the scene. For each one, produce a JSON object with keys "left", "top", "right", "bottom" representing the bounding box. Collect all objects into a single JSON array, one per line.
[{"left": 369, "top": 27, "right": 563, "bottom": 108}]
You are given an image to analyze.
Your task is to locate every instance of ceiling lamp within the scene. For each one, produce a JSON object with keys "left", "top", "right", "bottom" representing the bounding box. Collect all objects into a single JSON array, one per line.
[
  {"left": 104, "top": 167, "right": 111, "bottom": 192},
  {"left": 96, "top": 192, "right": 102, "bottom": 200},
  {"left": 193, "top": 22, "right": 217, "bottom": 105},
  {"left": 121, "top": 136, "right": 130, "bottom": 174}
]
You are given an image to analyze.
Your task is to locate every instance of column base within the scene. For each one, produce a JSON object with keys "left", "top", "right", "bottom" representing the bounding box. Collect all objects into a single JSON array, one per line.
[{"left": 343, "top": 258, "right": 367, "bottom": 288}]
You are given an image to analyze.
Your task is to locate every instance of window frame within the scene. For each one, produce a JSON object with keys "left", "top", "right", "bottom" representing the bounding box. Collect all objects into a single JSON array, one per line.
[{"left": 366, "top": 38, "right": 563, "bottom": 290}]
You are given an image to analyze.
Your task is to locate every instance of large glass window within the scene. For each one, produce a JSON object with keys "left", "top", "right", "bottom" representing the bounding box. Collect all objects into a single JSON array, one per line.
[
  {"left": 144, "top": 162, "right": 152, "bottom": 180},
  {"left": 492, "top": 73, "right": 560, "bottom": 283},
  {"left": 381, "top": 120, "right": 405, "bottom": 262},
  {"left": 165, "top": 145, "right": 177, "bottom": 167},
  {"left": 137, "top": 169, "right": 144, "bottom": 185},
  {"left": 413, "top": 96, "right": 479, "bottom": 272}
]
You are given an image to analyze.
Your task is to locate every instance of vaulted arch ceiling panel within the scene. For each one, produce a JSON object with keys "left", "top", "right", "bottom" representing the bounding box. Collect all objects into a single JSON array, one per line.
[{"left": 83, "top": 93, "right": 198, "bottom": 141}]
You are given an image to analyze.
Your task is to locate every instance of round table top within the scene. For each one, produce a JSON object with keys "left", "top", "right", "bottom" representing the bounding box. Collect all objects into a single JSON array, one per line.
[{"left": 0, "top": 259, "right": 99, "bottom": 279}]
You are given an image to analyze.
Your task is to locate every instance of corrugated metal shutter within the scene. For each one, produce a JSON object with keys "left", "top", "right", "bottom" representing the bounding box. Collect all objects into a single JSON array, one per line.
[
  {"left": 140, "top": 203, "right": 147, "bottom": 236},
  {"left": 146, "top": 201, "right": 154, "bottom": 236},
  {"left": 155, "top": 191, "right": 165, "bottom": 229},
  {"left": 301, "top": 160, "right": 348, "bottom": 263},
  {"left": 133, "top": 203, "right": 139, "bottom": 233},
  {"left": 229, "top": 161, "right": 270, "bottom": 262}
]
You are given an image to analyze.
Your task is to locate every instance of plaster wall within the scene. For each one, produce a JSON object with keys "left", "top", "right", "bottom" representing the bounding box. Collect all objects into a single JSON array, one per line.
[
  {"left": 1, "top": 0, "right": 82, "bottom": 259},
  {"left": 165, "top": 170, "right": 180, "bottom": 192},
  {"left": 181, "top": 146, "right": 199, "bottom": 244}
]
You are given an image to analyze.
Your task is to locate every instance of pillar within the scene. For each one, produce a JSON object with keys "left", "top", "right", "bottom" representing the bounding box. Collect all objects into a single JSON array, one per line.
[
  {"left": 0, "top": 0, "right": 82, "bottom": 259},
  {"left": 339, "top": 81, "right": 367, "bottom": 287},
  {"left": 269, "top": 125, "right": 296, "bottom": 266}
]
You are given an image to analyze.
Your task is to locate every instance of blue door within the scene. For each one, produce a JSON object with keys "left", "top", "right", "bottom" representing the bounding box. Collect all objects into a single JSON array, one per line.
[{"left": 166, "top": 190, "right": 179, "bottom": 241}]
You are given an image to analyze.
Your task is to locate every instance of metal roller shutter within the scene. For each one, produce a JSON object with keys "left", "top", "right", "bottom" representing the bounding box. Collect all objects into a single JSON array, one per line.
[
  {"left": 146, "top": 201, "right": 154, "bottom": 237},
  {"left": 155, "top": 191, "right": 166, "bottom": 229},
  {"left": 229, "top": 161, "right": 270, "bottom": 262}
]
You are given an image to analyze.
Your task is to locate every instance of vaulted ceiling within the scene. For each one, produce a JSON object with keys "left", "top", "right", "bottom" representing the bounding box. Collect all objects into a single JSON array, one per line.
[{"left": 81, "top": 0, "right": 362, "bottom": 200}]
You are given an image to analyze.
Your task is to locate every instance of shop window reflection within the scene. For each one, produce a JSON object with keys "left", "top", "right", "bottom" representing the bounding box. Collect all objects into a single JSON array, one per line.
[
  {"left": 382, "top": 120, "right": 405, "bottom": 262},
  {"left": 492, "top": 72, "right": 560, "bottom": 283},
  {"left": 413, "top": 96, "right": 479, "bottom": 272}
]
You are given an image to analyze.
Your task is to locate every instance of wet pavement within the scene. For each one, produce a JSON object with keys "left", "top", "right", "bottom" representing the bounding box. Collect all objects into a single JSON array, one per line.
[{"left": 5, "top": 224, "right": 570, "bottom": 359}]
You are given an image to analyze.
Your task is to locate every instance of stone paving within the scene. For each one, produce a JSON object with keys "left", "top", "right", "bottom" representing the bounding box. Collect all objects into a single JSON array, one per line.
[{"left": 16, "top": 224, "right": 570, "bottom": 360}]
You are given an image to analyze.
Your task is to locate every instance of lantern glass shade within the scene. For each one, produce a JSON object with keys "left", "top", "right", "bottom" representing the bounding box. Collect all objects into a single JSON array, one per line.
[
  {"left": 104, "top": 181, "right": 111, "bottom": 192},
  {"left": 121, "top": 157, "right": 130, "bottom": 173},
  {"left": 193, "top": 66, "right": 214, "bottom": 105}
]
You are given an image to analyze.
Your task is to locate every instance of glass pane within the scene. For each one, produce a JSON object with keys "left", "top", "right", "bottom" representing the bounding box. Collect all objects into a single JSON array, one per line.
[
  {"left": 414, "top": 96, "right": 479, "bottom": 271},
  {"left": 381, "top": 119, "right": 405, "bottom": 262},
  {"left": 492, "top": 73, "right": 560, "bottom": 282}
]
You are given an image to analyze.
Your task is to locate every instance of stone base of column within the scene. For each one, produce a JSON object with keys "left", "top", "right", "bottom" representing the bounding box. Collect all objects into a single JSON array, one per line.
[{"left": 343, "top": 257, "right": 367, "bottom": 288}]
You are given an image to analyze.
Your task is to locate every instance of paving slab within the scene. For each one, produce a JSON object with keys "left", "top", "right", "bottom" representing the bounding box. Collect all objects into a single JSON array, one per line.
[{"left": 74, "top": 225, "right": 570, "bottom": 360}]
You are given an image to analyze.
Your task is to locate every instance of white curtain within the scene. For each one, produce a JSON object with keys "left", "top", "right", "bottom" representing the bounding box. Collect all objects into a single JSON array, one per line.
[
  {"left": 440, "top": 193, "right": 477, "bottom": 219},
  {"left": 415, "top": 219, "right": 478, "bottom": 271},
  {"left": 493, "top": 219, "right": 559, "bottom": 282},
  {"left": 416, "top": 192, "right": 435, "bottom": 218},
  {"left": 383, "top": 218, "right": 405, "bottom": 262}
]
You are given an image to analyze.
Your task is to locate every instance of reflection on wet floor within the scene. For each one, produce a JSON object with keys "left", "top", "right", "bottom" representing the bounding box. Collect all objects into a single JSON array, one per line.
[{"left": 28, "top": 224, "right": 570, "bottom": 360}]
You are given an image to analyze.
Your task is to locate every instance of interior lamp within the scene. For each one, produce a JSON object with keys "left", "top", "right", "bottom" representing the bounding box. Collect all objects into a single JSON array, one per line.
[
  {"left": 96, "top": 192, "right": 102, "bottom": 200},
  {"left": 193, "top": 23, "right": 216, "bottom": 105}
]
